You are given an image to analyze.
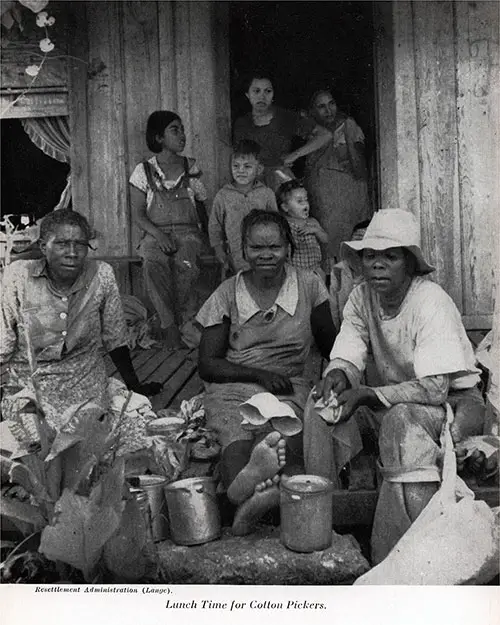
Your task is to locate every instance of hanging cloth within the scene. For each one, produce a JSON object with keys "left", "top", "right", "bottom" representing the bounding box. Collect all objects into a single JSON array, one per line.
[{"left": 21, "top": 116, "right": 70, "bottom": 163}]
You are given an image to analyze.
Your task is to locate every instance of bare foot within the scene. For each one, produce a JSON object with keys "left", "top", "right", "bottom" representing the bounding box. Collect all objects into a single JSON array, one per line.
[
  {"left": 232, "top": 476, "right": 281, "bottom": 536},
  {"left": 227, "top": 432, "right": 286, "bottom": 505}
]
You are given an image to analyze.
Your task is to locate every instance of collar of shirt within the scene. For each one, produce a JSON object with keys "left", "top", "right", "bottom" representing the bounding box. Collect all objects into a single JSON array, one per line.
[
  {"left": 151, "top": 156, "right": 186, "bottom": 189},
  {"left": 235, "top": 264, "right": 299, "bottom": 324},
  {"left": 30, "top": 258, "right": 99, "bottom": 295},
  {"left": 224, "top": 180, "right": 266, "bottom": 195}
]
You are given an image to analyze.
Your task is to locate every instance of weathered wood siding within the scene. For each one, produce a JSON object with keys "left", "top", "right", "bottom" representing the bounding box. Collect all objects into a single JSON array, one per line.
[
  {"left": 0, "top": 1, "right": 69, "bottom": 118},
  {"left": 69, "top": 0, "right": 231, "bottom": 267},
  {"left": 374, "top": 0, "right": 499, "bottom": 328}
]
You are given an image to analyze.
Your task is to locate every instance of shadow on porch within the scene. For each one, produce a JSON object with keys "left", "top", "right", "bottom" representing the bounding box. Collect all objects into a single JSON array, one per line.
[{"left": 104, "top": 344, "right": 203, "bottom": 414}]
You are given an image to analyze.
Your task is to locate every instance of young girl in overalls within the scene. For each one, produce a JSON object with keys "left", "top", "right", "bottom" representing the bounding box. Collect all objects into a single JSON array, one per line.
[{"left": 129, "top": 111, "right": 208, "bottom": 348}]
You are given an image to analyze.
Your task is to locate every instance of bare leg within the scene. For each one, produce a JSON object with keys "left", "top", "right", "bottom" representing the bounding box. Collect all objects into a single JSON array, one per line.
[
  {"left": 404, "top": 482, "right": 438, "bottom": 522},
  {"left": 227, "top": 432, "right": 286, "bottom": 505}
]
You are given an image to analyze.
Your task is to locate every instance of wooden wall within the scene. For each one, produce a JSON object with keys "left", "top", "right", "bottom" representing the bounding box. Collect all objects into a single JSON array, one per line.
[
  {"left": 68, "top": 0, "right": 231, "bottom": 290},
  {"left": 0, "top": 1, "right": 69, "bottom": 118},
  {"left": 374, "top": 0, "right": 499, "bottom": 329}
]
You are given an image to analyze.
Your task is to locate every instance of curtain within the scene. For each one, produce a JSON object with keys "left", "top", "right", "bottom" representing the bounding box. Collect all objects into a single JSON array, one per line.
[{"left": 21, "top": 116, "right": 71, "bottom": 210}]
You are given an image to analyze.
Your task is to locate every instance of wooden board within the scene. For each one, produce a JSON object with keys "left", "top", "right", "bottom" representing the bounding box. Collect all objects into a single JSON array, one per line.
[
  {"left": 455, "top": 0, "right": 499, "bottom": 318},
  {"left": 373, "top": 1, "right": 397, "bottom": 212},
  {"left": 68, "top": 1, "right": 91, "bottom": 224},
  {"left": 122, "top": 0, "right": 161, "bottom": 254},
  {"left": 392, "top": 0, "right": 420, "bottom": 217},
  {"left": 375, "top": 1, "right": 498, "bottom": 324},
  {"left": 85, "top": 2, "right": 130, "bottom": 263},
  {"left": 151, "top": 358, "right": 198, "bottom": 412},
  {"left": 0, "top": 91, "right": 68, "bottom": 118},
  {"left": 413, "top": 1, "right": 463, "bottom": 311},
  {"left": 0, "top": 49, "right": 67, "bottom": 91}
]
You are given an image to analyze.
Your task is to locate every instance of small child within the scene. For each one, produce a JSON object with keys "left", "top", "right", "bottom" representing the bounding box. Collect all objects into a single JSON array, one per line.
[
  {"left": 209, "top": 140, "right": 277, "bottom": 274},
  {"left": 329, "top": 219, "right": 370, "bottom": 328},
  {"left": 276, "top": 179, "right": 328, "bottom": 274}
]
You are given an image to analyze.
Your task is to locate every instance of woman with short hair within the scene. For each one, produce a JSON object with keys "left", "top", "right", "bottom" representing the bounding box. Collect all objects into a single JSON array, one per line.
[
  {"left": 197, "top": 209, "right": 336, "bottom": 534},
  {"left": 1, "top": 209, "right": 160, "bottom": 429}
]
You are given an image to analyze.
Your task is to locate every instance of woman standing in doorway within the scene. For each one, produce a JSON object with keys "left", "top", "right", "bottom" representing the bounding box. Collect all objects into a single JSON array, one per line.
[
  {"left": 233, "top": 73, "right": 332, "bottom": 191},
  {"left": 305, "top": 89, "right": 372, "bottom": 260}
]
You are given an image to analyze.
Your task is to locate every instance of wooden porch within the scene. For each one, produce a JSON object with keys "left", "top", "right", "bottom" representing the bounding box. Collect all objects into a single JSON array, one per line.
[{"left": 104, "top": 344, "right": 203, "bottom": 413}]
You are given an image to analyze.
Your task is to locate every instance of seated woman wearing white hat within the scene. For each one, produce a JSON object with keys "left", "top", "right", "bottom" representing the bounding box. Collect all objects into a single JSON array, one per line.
[{"left": 304, "top": 208, "right": 485, "bottom": 563}]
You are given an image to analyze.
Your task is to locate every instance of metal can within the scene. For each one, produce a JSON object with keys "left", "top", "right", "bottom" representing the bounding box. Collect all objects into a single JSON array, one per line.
[
  {"left": 164, "top": 477, "right": 221, "bottom": 545},
  {"left": 130, "top": 487, "right": 153, "bottom": 543},
  {"left": 280, "top": 475, "right": 333, "bottom": 553},
  {"left": 130, "top": 475, "right": 169, "bottom": 542}
]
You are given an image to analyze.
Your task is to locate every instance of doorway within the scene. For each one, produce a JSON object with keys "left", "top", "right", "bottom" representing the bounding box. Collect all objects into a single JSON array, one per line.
[
  {"left": 1, "top": 118, "right": 70, "bottom": 224},
  {"left": 229, "top": 0, "right": 376, "bottom": 202}
]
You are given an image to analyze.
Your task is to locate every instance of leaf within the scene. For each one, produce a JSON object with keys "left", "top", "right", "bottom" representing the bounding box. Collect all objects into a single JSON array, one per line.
[
  {"left": 9, "top": 460, "right": 52, "bottom": 505},
  {"left": 45, "top": 401, "right": 109, "bottom": 462},
  {"left": 0, "top": 495, "right": 47, "bottom": 534},
  {"left": 62, "top": 454, "right": 98, "bottom": 494},
  {"left": 39, "top": 459, "right": 125, "bottom": 581}
]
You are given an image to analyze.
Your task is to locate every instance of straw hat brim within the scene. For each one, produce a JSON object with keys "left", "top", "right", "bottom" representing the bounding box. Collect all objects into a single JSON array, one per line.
[{"left": 342, "top": 238, "right": 435, "bottom": 275}]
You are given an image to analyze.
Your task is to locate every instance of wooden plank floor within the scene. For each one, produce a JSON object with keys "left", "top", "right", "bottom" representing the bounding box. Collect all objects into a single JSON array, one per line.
[{"left": 104, "top": 345, "right": 203, "bottom": 412}]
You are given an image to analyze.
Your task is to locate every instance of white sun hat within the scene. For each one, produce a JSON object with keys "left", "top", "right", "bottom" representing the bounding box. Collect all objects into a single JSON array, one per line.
[
  {"left": 341, "top": 208, "right": 435, "bottom": 275},
  {"left": 239, "top": 392, "right": 303, "bottom": 437}
]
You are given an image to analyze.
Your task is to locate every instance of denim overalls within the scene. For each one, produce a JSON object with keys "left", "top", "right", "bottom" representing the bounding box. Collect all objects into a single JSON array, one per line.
[{"left": 138, "top": 158, "right": 206, "bottom": 328}]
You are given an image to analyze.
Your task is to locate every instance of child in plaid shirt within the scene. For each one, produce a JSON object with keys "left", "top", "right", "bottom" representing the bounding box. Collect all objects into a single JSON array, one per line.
[{"left": 276, "top": 179, "right": 328, "bottom": 275}]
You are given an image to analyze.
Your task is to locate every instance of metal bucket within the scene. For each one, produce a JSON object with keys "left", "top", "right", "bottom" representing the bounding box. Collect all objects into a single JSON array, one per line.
[
  {"left": 164, "top": 477, "right": 221, "bottom": 546},
  {"left": 280, "top": 475, "right": 333, "bottom": 553},
  {"left": 129, "top": 475, "right": 169, "bottom": 542}
]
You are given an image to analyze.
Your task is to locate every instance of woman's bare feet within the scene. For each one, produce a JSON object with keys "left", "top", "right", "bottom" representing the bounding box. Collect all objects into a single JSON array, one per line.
[
  {"left": 227, "top": 432, "right": 286, "bottom": 505},
  {"left": 232, "top": 475, "right": 281, "bottom": 536}
]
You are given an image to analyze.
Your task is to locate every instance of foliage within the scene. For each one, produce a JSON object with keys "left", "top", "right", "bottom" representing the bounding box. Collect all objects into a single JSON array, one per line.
[
  {"left": 39, "top": 459, "right": 125, "bottom": 581},
  {"left": 1, "top": 391, "right": 155, "bottom": 582}
]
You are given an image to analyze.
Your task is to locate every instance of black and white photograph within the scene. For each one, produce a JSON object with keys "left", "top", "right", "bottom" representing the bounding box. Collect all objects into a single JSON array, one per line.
[{"left": 0, "top": 0, "right": 498, "bottom": 622}]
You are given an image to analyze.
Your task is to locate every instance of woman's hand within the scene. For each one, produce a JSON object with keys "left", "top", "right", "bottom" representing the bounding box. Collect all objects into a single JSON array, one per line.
[
  {"left": 156, "top": 231, "right": 177, "bottom": 255},
  {"left": 282, "top": 153, "right": 297, "bottom": 167},
  {"left": 256, "top": 371, "right": 294, "bottom": 395},
  {"left": 313, "top": 369, "right": 349, "bottom": 403},
  {"left": 130, "top": 381, "right": 163, "bottom": 397},
  {"left": 336, "top": 387, "right": 378, "bottom": 421}
]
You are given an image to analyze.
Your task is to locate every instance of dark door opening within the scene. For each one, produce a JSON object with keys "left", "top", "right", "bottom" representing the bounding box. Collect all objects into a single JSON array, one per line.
[
  {"left": 1, "top": 119, "right": 70, "bottom": 227},
  {"left": 229, "top": 0, "right": 376, "bottom": 202}
]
